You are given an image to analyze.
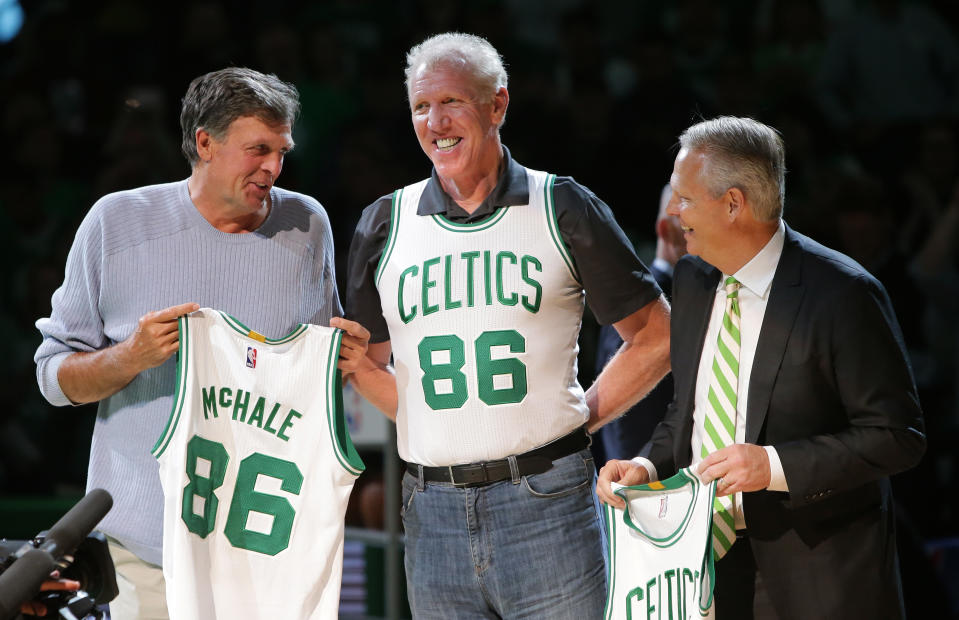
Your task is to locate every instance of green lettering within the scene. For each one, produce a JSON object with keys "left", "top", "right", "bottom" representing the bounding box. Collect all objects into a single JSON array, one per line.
[
  {"left": 219, "top": 387, "right": 233, "bottom": 409},
  {"left": 247, "top": 396, "right": 266, "bottom": 428},
  {"left": 277, "top": 409, "right": 302, "bottom": 441},
  {"left": 265, "top": 403, "right": 282, "bottom": 435},
  {"left": 443, "top": 254, "right": 462, "bottom": 310},
  {"left": 646, "top": 576, "right": 657, "bottom": 618},
  {"left": 422, "top": 257, "right": 440, "bottom": 316},
  {"left": 625, "top": 586, "right": 644, "bottom": 620},
  {"left": 664, "top": 569, "right": 677, "bottom": 619},
  {"left": 202, "top": 387, "right": 218, "bottom": 419},
  {"left": 232, "top": 389, "right": 250, "bottom": 422},
  {"left": 398, "top": 265, "right": 418, "bottom": 323},
  {"left": 520, "top": 255, "right": 542, "bottom": 313},
  {"left": 461, "top": 251, "right": 479, "bottom": 307},
  {"left": 496, "top": 251, "right": 518, "bottom": 306},
  {"left": 683, "top": 568, "right": 694, "bottom": 619},
  {"left": 483, "top": 251, "right": 493, "bottom": 305}
]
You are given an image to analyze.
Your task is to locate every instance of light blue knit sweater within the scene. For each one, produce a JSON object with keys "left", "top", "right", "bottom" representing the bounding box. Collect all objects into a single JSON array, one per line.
[{"left": 35, "top": 179, "right": 342, "bottom": 565}]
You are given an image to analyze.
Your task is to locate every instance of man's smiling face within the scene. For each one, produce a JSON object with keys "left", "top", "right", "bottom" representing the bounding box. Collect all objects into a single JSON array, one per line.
[{"left": 409, "top": 62, "right": 505, "bottom": 186}]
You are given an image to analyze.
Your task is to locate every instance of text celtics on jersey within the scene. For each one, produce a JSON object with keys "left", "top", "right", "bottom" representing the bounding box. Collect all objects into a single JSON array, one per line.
[{"left": 395, "top": 250, "right": 545, "bottom": 323}]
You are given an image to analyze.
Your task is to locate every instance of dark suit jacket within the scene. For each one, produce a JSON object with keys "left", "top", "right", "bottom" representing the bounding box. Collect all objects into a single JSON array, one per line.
[{"left": 641, "top": 225, "right": 926, "bottom": 619}]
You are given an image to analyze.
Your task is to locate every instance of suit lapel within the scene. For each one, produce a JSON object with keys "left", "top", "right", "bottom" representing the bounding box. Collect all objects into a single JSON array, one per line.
[
  {"left": 673, "top": 258, "right": 720, "bottom": 465},
  {"left": 746, "top": 225, "right": 806, "bottom": 443}
]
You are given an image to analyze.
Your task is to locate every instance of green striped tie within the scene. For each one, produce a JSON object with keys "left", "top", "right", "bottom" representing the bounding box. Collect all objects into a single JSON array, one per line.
[{"left": 702, "top": 276, "right": 742, "bottom": 560}]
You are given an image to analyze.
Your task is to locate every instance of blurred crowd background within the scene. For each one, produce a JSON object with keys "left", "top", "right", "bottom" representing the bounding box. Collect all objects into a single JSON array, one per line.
[{"left": 1, "top": 0, "right": 957, "bottom": 610}]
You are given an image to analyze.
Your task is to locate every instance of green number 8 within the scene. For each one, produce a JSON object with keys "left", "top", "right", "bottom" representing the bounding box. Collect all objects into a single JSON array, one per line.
[
  {"left": 418, "top": 329, "right": 527, "bottom": 410},
  {"left": 181, "top": 435, "right": 303, "bottom": 555}
]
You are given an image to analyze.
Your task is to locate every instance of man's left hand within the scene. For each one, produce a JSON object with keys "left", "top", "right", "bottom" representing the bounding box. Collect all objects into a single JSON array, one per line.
[
  {"left": 330, "top": 318, "right": 371, "bottom": 375},
  {"left": 697, "top": 444, "right": 770, "bottom": 496}
]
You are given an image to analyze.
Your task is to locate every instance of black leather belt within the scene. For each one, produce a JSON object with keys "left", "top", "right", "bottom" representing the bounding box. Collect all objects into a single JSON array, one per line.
[{"left": 406, "top": 427, "right": 591, "bottom": 488}]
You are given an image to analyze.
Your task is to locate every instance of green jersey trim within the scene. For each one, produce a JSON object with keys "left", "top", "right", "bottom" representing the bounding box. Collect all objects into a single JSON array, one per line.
[
  {"left": 152, "top": 315, "right": 190, "bottom": 458},
  {"left": 430, "top": 206, "right": 510, "bottom": 232},
  {"left": 615, "top": 469, "right": 702, "bottom": 548},
  {"left": 544, "top": 174, "right": 581, "bottom": 283},
  {"left": 217, "top": 311, "right": 308, "bottom": 344},
  {"left": 326, "top": 328, "right": 365, "bottom": 475},
  {"left": 603, "top": 502, "right": 618, "bottom": 620},
  {"left": 375, "top": 188, "right": 404, "bottom": 287}
]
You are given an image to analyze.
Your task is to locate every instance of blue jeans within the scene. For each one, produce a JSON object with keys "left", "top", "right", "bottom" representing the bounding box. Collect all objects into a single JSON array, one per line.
[{"left": 401, "top": 449, "right": 608, "bottom": 619}]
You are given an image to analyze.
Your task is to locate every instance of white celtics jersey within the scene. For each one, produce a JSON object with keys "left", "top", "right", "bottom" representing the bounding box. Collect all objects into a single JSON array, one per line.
[
  {"left": 151, "top": 308, "right": 364, "bottom": 620},
  {"left": 603, "top": 468, "right": 716, "bottom": 620},
  {"left": 376, "top": 168, "right": 588, "bottom": 465}
]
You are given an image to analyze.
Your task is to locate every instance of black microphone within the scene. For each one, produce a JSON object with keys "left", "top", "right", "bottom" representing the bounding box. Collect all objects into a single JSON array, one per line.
[
  {"left": 0, "top": 549, "right": 57, "bottom": 620},
  {"left": 37, "top": 488, "right": 113, "bottom": 560},
  {"left": 0, "top": 489, "right": 113, "bottom": 620}
]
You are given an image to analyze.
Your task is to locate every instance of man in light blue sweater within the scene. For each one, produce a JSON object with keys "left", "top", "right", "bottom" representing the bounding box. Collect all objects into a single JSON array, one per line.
[{"left": 34, "top": 67, "right": 369, "bottom": 619}]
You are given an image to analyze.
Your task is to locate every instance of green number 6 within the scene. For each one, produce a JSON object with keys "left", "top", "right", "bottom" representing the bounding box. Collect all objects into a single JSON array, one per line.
[
  {"left": 181, "top": 435, "right": 303, "bottom": 555},
  {"left": 418, "top": 329, "right": 527, "bottom": 410}
]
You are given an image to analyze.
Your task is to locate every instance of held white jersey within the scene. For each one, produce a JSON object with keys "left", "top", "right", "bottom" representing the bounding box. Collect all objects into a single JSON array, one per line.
[
  {"left": 151, "top": 308, "right": 364, "bottom": 620},
  {"left": 603, "top": 468, "right": 716, "bottom": 620},
  {"left": 376, "top": 168, "right": 588, "bottom": 465}
]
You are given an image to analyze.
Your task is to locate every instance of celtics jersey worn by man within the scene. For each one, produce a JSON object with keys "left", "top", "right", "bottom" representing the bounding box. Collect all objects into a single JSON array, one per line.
[
  {"left": 375, "top": 167, "right": 588, "bottom": 465},
  {"left": 152, "top": 308, "right": 364, "bottom": 619},
  {"left": 604, "top": 468, "right": 716, "bottom": 620}
]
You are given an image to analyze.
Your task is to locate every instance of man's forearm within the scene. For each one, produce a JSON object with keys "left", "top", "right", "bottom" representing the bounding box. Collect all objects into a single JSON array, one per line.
[
  {"left": 57, "top": 343, "right": 143, "bottom": 405},
  {"left": 347, "top": 359, "right": 399, "bottom": 421},
  {"left": 586, "top": 298, "right": 671, "bottom": 431}
]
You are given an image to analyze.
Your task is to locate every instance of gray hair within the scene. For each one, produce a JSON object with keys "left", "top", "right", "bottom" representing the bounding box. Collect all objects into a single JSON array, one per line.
[
  {"left": 405, "top": 32, "right": 508, "bottom": 104},
  {"left": 179, "top": 67, "right": 300, "bottom": 166},
  {"left": 679, "top": 116, "right": 785, "bottom": 222}
]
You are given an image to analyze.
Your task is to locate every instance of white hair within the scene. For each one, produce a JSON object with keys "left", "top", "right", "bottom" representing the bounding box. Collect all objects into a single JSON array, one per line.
[{"left": 404, "top": 32, "right": 508, "bottom": 103}]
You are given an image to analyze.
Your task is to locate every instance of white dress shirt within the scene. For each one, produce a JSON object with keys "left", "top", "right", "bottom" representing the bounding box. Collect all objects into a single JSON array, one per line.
[{"left": 635, "top": 221, "right": 788, "bottom": 530}]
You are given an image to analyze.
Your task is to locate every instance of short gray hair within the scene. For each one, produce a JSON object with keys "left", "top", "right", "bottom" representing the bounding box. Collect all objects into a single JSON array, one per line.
[
  {"left": 179, "top": 67, "right": 300, "bottom": 166},
  {"left": 679, "top": 116, "right": 785, "bottom": 222},
  {"left": 405, "top": 32, "right": 508, "bottom": 103}
]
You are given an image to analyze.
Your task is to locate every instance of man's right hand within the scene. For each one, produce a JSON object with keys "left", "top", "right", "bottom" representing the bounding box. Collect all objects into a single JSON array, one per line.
[
  {"left": 122, "top": 303, "right": 201, "bottom": 372},
  {"left": 58, "top": 302, "right": 199, "bottom": 404},
  {"left": 595, "top": 459, "right": 650, "bottom": 509}
]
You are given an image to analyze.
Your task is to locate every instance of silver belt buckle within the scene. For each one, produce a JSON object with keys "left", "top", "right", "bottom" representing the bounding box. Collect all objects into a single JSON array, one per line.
[{"left": 448, "top": 464, "right": 471, "bottom": 487}]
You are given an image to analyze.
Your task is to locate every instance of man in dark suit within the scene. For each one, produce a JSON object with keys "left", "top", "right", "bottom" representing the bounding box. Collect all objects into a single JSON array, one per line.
[
  {"left": 596, "top": 116, "right": 926, "bottom": 619},
  {"left": 594, "top": 184, "right": 686, "bottom": 462}
]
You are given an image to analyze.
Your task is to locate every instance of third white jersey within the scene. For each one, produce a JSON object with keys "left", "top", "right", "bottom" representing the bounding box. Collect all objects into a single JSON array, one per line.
[
  {"left": 152, "top": 308, "right": 364, "bottom": 619},
  {"left": 603, "top": 468, "right": 716, "bottom": 620},
  {"left": 376, "top": 168, "right": 588, "bottom": 465}
]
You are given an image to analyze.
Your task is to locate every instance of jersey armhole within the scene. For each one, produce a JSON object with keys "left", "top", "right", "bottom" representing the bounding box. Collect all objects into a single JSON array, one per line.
[
  {"left": 326, "top": 329, "right": 365, "bottom": 476},
  {"left": 543, "top": 174, "right": 581, "bottom": 284},
  {"left": 152, "top": 315, "right": 189, "bottom": 459},
  {"left": 374, "top": 188, "right": 403, "bottom": 287}
]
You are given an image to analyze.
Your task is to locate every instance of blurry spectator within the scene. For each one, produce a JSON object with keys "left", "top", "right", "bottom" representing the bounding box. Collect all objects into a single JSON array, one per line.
[
  {"left": 94, "top": 87, "right": 184, "bottom": 197},
  {"left": 753, "top": 0, "right": 826, "bottom": 112},
  {"left": 899, "top": 122, "right": 959, "bottom": 257},
  {"left": 662, "top": 0, "right": 730, "bottom": 105},
  {"left": 816, "top": 0, "right": 959, "bottom": 131}
]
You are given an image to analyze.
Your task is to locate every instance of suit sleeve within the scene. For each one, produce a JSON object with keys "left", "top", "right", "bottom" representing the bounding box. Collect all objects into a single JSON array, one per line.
[{"left": 774, "top": 273, "right": 926, "bottom": 507}]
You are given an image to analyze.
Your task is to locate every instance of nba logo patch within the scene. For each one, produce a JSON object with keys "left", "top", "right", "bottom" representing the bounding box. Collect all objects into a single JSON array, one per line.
[{"left": 246, "top": 347, "right": 257, "bottom": 368}]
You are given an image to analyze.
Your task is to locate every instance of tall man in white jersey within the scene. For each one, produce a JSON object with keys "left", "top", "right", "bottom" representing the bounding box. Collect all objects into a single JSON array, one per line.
[
  {"left": 346, "top": 33, "right": 671, "bottom": 618},
  {"left": 35, "top": 67, "right": 370, "bottom": 619}
]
